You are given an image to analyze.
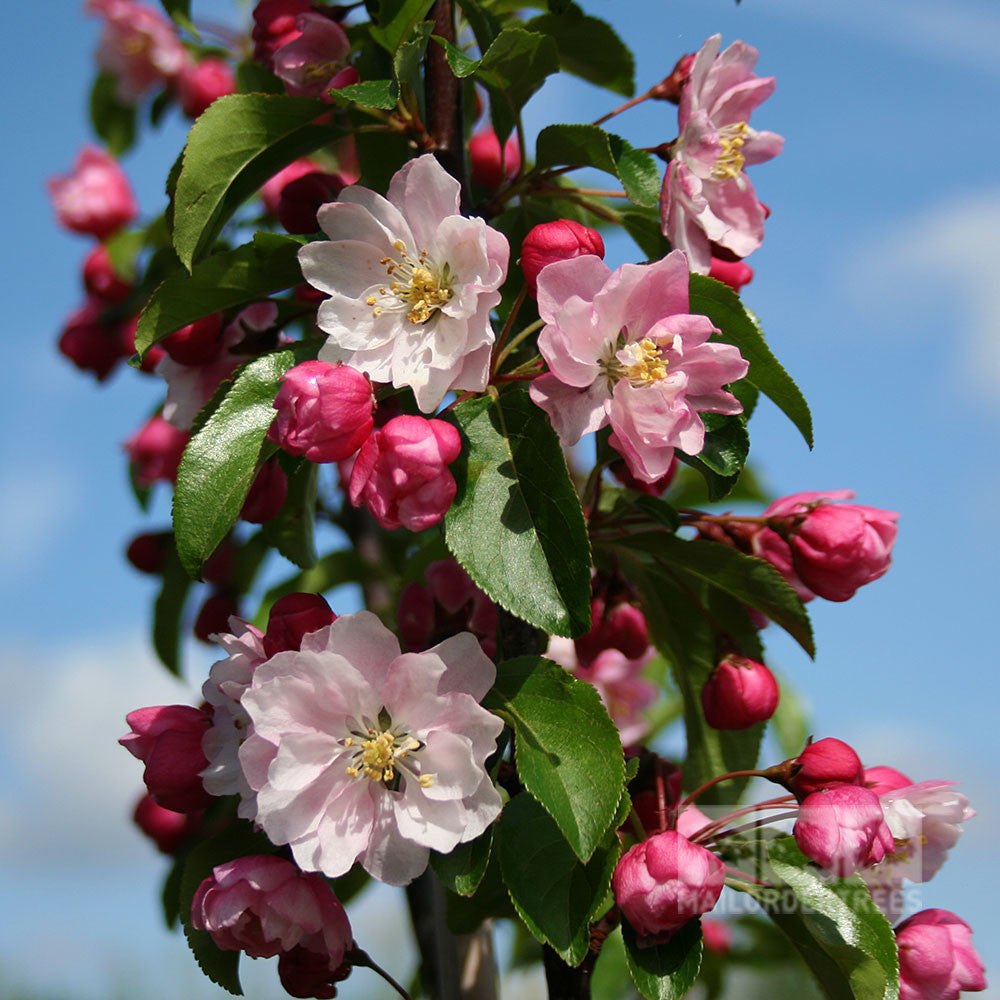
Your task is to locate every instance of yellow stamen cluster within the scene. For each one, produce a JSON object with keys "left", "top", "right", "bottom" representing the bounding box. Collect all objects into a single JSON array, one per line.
[
  {"left": 343, "top": 727, "right": 435, "bottom": 788},
  {"left": 365, "top": 239, "right": 453, "bottom": 325},
  {"left": 623, "top": 338, "right": 668, "bottom": 386},
  {"left": 711, "top": 122, "right": 750, "bottom": 181}
]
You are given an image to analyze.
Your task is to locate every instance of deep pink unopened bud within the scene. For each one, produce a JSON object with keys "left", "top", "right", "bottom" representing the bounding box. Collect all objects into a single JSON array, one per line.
[
  {"left": 202, "top": 538, "right": 236, "bottom": 586},
  {"left": 612, "top": 831, "right": 725, "bottom": 942},
  {"left": 575, "top": 597, "right": 649, "bottom": 666},
  {"left": 269, "top": 360, "right": 375, "bottom": 463},
  {"left": 650, "top": 52, "right": 696, "bottom": 103},
  {"left": 701, "top": 654, "right": 779, "bottom": 730},
  {"left": 82, "top": 245, "right": 132, "bottom": 302},
  {"left": 133, "top": 793, "right": 203, "bottom": 853},
  {"left": 609, "top": 455, "right": 677, "bottom": 496},
  {"left": 788, "top": 737, "right": 865, "bottom": 798},
  {"left": 194, "top": 593, "right": 241, "bottom": 644},
  {"left": 126, "top": 531, "right": 172, "bottom": 574},
  {"left": 701, "top": 918, "right": 732, "bottom": 954},
  {"left": 124, "top": 415, "right": 188, "bottom": 487},
  {"left": 48, "top": 146, "right": 137, "bottom": 239},
  {"left": 160, "top": 313, "right": 225, "bottom": 366},
  {"left": 469, "top": 128, "right": 521, "bottom": 189},
  {"left": 191, "top": 855, "right": 352, "bottom": 971},
  {"left": 120, "top": 316, "right": 164, "bottom": 372},
  {"left": 59, "top": 300, "right": 131, "bottom": 380},
  {"left": 895, "top": 909, "right": 987, "bottom": 1000},
  {"left": 794, "top": 784, "right": 894, "bottom": 877},
  {"left": 261, "top": 157, "right": 322, "bottom": 215},
  {"left": 520, "top": 219, "right": 605, "bottom": 296},
  {"left": 240, "top": 460, "right": 288, "bottom": 524},
  {"left": 864, "top": 765, "right": 913, "bottom": 797},
  {"left": 278, "top": 947, "right": 352, "bottom": 999},
  {"left": 120, "top": 705, "right": 213, "bottom": 812},
  {"left": 623, "top": 751, "right": 683, "bottom": 835},
  {"left": 252, "top": 0, "right": 313, "bottom": 67},
  {"left": 176, "top": 57, "right": 235, "bottom": 117},
  {"left": 348, "top": 415, "right": 462, "bottom": 532},
  {"left": 277, "top": 171, "right": 348, "bottom": 234},
  {"left": 263, "top": 592, "right": 337, "bottom": 657},
  {"left": 708, "top": 257, "right": 754, "bottom": 293}
]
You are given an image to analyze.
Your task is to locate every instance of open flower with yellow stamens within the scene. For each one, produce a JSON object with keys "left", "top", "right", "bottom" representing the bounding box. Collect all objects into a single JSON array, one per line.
[
  {"left": 238, "top": 611, "right": 504, "bottom": 886},
  {"left": 660, "top": 34, "right": 784, "bottom": 274},
  {"left": 529, "top": 250, "right": 749, "bottom": 483},
  {"left": 298, "top": 154, "right": 509, "bottom": 412}
]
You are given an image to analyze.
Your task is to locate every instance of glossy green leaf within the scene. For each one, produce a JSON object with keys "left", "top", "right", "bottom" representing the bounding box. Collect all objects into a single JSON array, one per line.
[
  {"left": 526, "top": 4, "right": 634, "bottom": 96},
  {"left": 443, "top": 388, "right": 591, "bottom": 637},
  {"left": 431, "top": 827, "right": 494, "bottom": 897},
  {"left": 620, "top": 206, "right": 671, "bottom": 261},
  {"left": 499, "top": 793, "right": 618, "bottom": 965},
  {"left": 535, "top": 124, "right": 661, "bottom": 207},
  {"left": 135, "top": 232, "right": 304, "bottom": 357},
  {"left": 485, "top": 656, "right": 624, "bottom": 861},
  {"left": 330, "top": 79, "right": 400, "bottom": 110},
  {"left": 455, "top": 0, "right": 501, "bottom": 51},
  {"left": 90, "top": 72, "right": 137, "bottom": 157},
  {"left": 370, "top": 0, "right": 435, "bottom": 52},
  {"left": 152, "top": 542, "right": 192, "bottom": 676},
  {"left": 676, "top": 413, "right": 750, "bottom": 501},
  {"left": 172, "top": 95, "right": 338, "bottom": 269},
  {"left": 689, "top": 274, "right": 813, "bottom": 449},
  {"left": 261, "top": 459, "right": 318, "bottom": 570},
  {"left": 173, "top": 350, "right": 298, "bottom": 578},
  {"left": 622, "top": 919, "right": 704, "bottom": 1000}
]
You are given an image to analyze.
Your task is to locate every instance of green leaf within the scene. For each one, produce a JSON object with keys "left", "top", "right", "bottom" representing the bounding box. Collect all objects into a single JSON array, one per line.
[
  {"left": 620, "top": 207, "right": 671, "bottom": 261},
  {"left": 689, "top": 274, "right": 813, "bottom": 449},
  {"left": 535, "top": 124, "right": 661, "bottom": 207},
  {"left": 622, "top": 919, "right": 704, "bottom": 1000},
  {"left": 443, "top": 388, "right": 591, "bottom": 638},
  {"left": 161, "top": 854, "right": 185, "bottom": 929},
  {"left": 90, "top": 72, "right": 137, "bottom": 157},
  {"left": 152, "top": 542, "right": 193, "bottom": 675},
  {"left": 616, "top": 533, "right": 814, "bottom": 657},
  {"left": 178, "top": 819, "right": 281, "bottom": 996},
  {"left": 330, "top": 79, "right": 400, "bottom": 110},
  {"left": 444, "top": 849, "right": 516, "bottom": 933},
  {"left": 173, "top": 94, "right": 339, "bottom": 269},
  {"left": 261, "top": 459, "right": 318, "bottom": 569},
  {"left": 173, "top": 350, "right": 298, "bottom": 578},
  {"left": 394, "top": 21, "right": 434, "bottom": 84},
  {"left": 235, "top": 59, "right": 284, "bottom": 95},
  {"left": 632, "top": 496, "right": 680, "bottom": 532},
  {"left": 676, "top": 413, "right": 750, "bottom": 502},
  {"left": 370, "top": 0, "right": 436, "bottom": 52},
  {"left": 159, "top": 0, "right": 197, "bottom": 35},
  {"left": 431, "top": 827, "right": 494, "bottom": 897},
  {"left": 759, "top": 838, "right": 900, "bottom": 1000},
  {"left": 455, "top": 0, "right": 501, "bottom": 51},
  {"left": 526, "top": 4, "right": 634, "bottom": 96},
  {"left": 484, "top": 656, "right": 624, "bottom": 861},
  {"left": 499, "top": 793, "right": 619, "bottom": 965},
  {"left": 135, "top": 232, "right": 304, "bottom": 357}
]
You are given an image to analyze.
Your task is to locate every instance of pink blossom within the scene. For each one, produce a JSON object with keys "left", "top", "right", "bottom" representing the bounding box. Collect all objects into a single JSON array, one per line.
[
  {"left": 133, "top": 794, "right": 203, "bottom": 854},
  {"left": 278, "top": 172, "right": 349, "bottom": 234},
  {"left": 48, "top": 146, "right": 137, "bottom": 239},
  {"left": 82, "top": 245, "right": 132, "bottom": 303},
  {"left": 609, "top": 455, "right": 678, "bottom": 496},
  {"left": 546, "top": 636, "right": 656, "bottom": 746},
  {"left": 528, "top": 250, "right": 748, "bottom": 483},
  {"left": 261, "top": 158, "right": 324, "bottom": 215},
  {"left": 176, "top": 58, "right": 236, "bottom": 118},
  {"left": 298, "top": 154, "right": 509, "bottom": 411},
  {"left": 267, "top": 360, "right": 375, "bottom": 463},
  {"left": 700, "top": 653, "right": 779, "bottom": 730},
  {"left": 191, "top": 855, "right": 352, "bottom": 977},
  {"left": 787, "top": 737, "right": 865, "bottom": 799},
  {"left": 121, "top": 705, "right": 213, "bottom": 813},
  {"left": 612, "top": 831, "right": 726, "bottom": 942},
  {"left": 468, "top": 128, "right": 521, "bottom": 189},
  {"left": 520, "top": 219, "right": 605, "bottom": 297},
  {"left": 239, "top": 611, "right": 504, "bottom": 885},
  {"left": 124, "top": 415, "right": 188, "bottom": 486},
  {"left": 575, "top": 596, "right": 649, "bottom": 667},
  {"left": 273, "top": 13, "right": 357, "bottom": 100},
  {"left": 701, "top": 918, "right": 732, "bottom": 954},
  {"left": 660, "top": 35, "right": 784, "bottom": 274},
  {"left": 348, "top": 415, "right": 462, "bottom": 532},
  {"left": 864, "top": 765, "right": 913, "bottom": 797},
  {"left": 708, "top": 256, "right": 754, "bottom": 292},
  {"left": 262, "top": 593, "right": 338, "bottom": 659},
  {"left": 160, "top": 313, "right": 225, "bottom": 366},
  {"left": 86, "top": 0, "right": 187, "bottom": 101},
  {"left": 675, "top": 804, "right": 713, "bottom": 840},
  {"left": 58, "top": 300, "right": 132, "bottom": 381},
  {"left": 793, "top": 785, "right": 893, "bottom": 877},
  {"left": 252, "top": 0, "right": 314, "bottom": 68},
  {"left": 895, "top": 909, "right": 987, "bottom": 1000}
]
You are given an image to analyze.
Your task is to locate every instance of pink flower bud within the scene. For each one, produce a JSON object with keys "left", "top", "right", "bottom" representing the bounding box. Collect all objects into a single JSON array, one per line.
[
  {"left": 708, "top": 257, "right": 754, "bottom": 293},
  {"left": 120, "top": 705, "right": 213, "bottom": 813},
  {"left": 203, "top": 538, "right": 236, "bottom": 586},
  {"left": 612, "top": 831, "right": 725, "bottom": 942},
  {"left": 277, "top": 171, "right": 348, "bottom": 234},
  {"left": 609, "top": 455, "right": 678, "bottom": 496},
  {"left": 160, "top": 313, "right": 225, "bottom": 366},
  {"left": 701, "top": 918, "right": 732, "bottom": 954},
  {"left": 793, "top": 785, "right": 893, "bottom": 877},
  {"left": 650, "top": 52, "right": 696, "bottom": 103},
  {"left": 268, "top": 360, "right": 374, "bottom": 463},
  {"left": 126, "top": 531, "right": 172, "bottom": 574},
  {"left": 575, "top": 597, "right": 649, "bottom": 666},
  {"left": 119, "top": 315, "right": 164, "bottom": 372},
  {"left": 278, "top": 947, "right": 352, "bottom": 999},
  {"left": 624, "top": 752, "right": 683, "bottom": 835},
  {"left": 48, "top": 146, "right": 137, "bottom": 239},
  {"left": 788, "top": 737, "right": 865, "bottom": 798},
  {"left": 252, "top": 0, "right": 314, "bottom": 68},
  {"left": 468, "top": 128, "right": 521, "bottom": 190},
  {"left": 273, "top": 13, "right": 357, "bottom": 100},
  {"left": 261, "top": 158, "right": 323, "bottom": 215},
  {"left": 262, "top": 592, "right": 337, "bottom": 658},
  {"left": 124, "top": 415, "right": 188, "bottom": 487},
  {"left": 132, "top": 793, "right": 203, "bottom": 854},
  {"left": 864, "top": 765, "right": 913, "bottom": 797},
  {"left": 895, "top": 909, "right": 987, "bottom": 1000},
  {"left": 176, "top": 57, "right": 235, "bottom": 118},
  {"left": 194, "top": 593, "right": 241, "bottom": 644},
  {"left": 191, "top": 855, "right": 352, "bottom": 973},
  {"left": 348, "top": 415, "right": 461, "bottom": 532},
  {"left": 240, "top": 460, "right": 288, "bottom": 524},
  {"left": 82, "top": 245, "right": 132, "bottom": 303},
  {"left": 59, "top": 300, "right": 131, "bottom": 381},
  {"left": 520, "top": 219, "right": 605, "bottom": 296},
  {"left": 701, "top": 654, "right": 779, "bottom": 730}
]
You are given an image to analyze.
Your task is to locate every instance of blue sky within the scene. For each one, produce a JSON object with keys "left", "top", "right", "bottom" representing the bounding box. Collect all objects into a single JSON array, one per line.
[{"left": 1, "top": 1, "right": 998, "bottom": 997}]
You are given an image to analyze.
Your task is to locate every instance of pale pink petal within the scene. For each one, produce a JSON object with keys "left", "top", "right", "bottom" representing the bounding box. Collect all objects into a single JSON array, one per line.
[{"left": 529, "top": 373, "right": 610, "bottom": 445}]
